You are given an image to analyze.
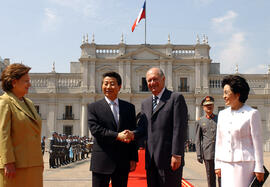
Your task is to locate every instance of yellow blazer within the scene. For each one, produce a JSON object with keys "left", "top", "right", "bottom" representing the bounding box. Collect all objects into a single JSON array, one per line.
[{"left": 0, "top": 92, "right": 43, "bottom": 169}]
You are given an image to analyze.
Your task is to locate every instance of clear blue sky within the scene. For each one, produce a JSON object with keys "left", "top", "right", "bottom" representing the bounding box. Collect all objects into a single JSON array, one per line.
[{"left": 0, "top": 0, "right": 269, "bottom": 74}]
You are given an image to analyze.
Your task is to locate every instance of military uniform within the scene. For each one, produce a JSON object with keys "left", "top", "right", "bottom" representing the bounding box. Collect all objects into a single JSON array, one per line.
[
  {"left": 195, "top": 96, "right": 221, "bottom": 187},
  {"left": 41, "top": 137, "right": 45, "bottom": 155},
  {"left": 49, "top": 134, "right": 57, "bottom": 168}
]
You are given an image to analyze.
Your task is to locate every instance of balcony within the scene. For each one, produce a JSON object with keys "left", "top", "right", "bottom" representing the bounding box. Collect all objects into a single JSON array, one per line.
[
  {"left": 63, "top": 114, "right": 74, "bottom": 120},
  {"left": 178, "top": 86, "right": 189, "bottom": 92}
]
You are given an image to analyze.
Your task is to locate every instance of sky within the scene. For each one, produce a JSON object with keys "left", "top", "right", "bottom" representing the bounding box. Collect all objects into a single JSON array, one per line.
[{"left": 0, "top": 0, "right": 269, "bottom": 74}]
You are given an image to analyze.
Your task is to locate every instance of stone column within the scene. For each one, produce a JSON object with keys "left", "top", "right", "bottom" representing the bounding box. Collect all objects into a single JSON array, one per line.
[
  {"left": 80, "top": 102, "right": 87, "bottom": 137},
  {"left": 125, "top": 61, "right": 131, "bottom": 93},
  {"left": 195, "top": 98, "right": 201, "bottom": 120},
  {"left": 118, "top": 61, "right": 124, "bottom": 89},
  {"left": 47, "top": 97, "right": 58, "bottom": 133},
  {"left": 89, "top": 61, "right": 95, "bottom": 92},
  {"left": 195, "top": 62, "right": 201, "bottom": 94},
  {"left": 81, "top": 61, "right": 88, "bottom": 92},
  {"left": 86, "top": 97, "right": 96, "bottom": 138},
  {"left": 195, "top": 105, "right": 201, "bottom": 121},
  {"left": 203, "top": 62, "right": 209, "bottom": 93},
  {"left": 167, "top": 61, "right": 173, "bottom": 91},
  {"left": 265, "top": 74, "right": 270, "bottom": 94}
]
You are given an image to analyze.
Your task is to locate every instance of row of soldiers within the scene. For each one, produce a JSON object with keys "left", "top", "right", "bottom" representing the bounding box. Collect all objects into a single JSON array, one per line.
[{"left": 49, "top": 132, "right": 93, "bottom": 169}]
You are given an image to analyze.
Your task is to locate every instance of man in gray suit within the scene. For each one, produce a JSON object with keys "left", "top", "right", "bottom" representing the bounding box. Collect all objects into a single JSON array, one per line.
[
  {"left": 128, "top": 67, "right": 188, "bottom": 187},
  {"left": 195, "top": 96, "right": 221, "bottom": 187}
]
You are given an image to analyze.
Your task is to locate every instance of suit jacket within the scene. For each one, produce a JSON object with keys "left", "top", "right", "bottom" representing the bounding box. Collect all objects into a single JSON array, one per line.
[
  {"left": 135, "top": 88, "right": 188, "bottom": 169},
  {"left": 88, "top": 98, "right": 138, "bottom": 174},
  {"left": 215, "top": 104, "right": 264, "bottom": 173},
  {"left": 0, "top": 92, "right": 43, "bottom": 168},
  {"left": 195, "top": 115, "right": 218, "bottom": 160}
]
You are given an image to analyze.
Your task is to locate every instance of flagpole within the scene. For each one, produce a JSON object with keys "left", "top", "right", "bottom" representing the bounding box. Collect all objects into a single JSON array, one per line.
[{"left": 145, "top": 0, "right": 146, "bottom": 45}]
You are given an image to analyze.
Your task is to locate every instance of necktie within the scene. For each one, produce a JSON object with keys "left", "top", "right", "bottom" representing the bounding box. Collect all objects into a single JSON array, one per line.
[
  {"left": 112, "top": 102, "right": 119, "bottom": 125},
  {"left": 152, "top": 96, "right": 158, "bottom": 110}
]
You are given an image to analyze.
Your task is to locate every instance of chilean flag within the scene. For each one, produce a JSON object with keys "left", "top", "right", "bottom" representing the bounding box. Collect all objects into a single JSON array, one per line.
[{"left": 131, "top": 1, "right": 146, "bottom": 32}]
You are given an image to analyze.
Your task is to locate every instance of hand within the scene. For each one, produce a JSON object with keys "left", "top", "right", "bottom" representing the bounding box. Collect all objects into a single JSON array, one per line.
[
  {"left": 130, "top": 161, "right": 137, "bottom": 172},
  {"left": 124, "top": 130, "right": 134, "bottom": 143},
  {"left": 4, "top": 163, "right": 16, "bottom": 178},
  {"left": 117, "top": 130, "right": 134, "bottom": 143},
  {"left": 255, "top": 172, "right": 264, "bottom": 182},
  {"left": 171, "top": 155, "right": 181, "bottom": 171},
  {"left": 215, "top": 169, "right": 221, "bottom": 178},
  {"left": 197, "top": 157, "right": 203, "bottom": 164}
]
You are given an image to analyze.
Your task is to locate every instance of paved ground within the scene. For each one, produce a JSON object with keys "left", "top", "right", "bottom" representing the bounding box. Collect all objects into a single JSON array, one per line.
[{"left": 43, "top": 152, "right": 270, "bottom": 187}]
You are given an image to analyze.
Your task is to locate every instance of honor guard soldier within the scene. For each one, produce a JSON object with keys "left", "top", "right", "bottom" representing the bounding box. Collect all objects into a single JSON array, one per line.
[
  {"left": 41, "top": 136, "right": 46, "bottom": 155},
  {"left": 49, "top": 132, "right": 57, "bottom": 168},
  {"left": 195, "top": 96, "right": 221, "bottom": 187}
]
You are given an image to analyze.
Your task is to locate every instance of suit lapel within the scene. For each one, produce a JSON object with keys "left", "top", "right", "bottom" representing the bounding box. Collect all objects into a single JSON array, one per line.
[
  {"left": 101, "top": 99, "right": 117, "bottom": 131},
  {"left": 118, "top": 99, "right": 124, "bottom": 131},
  {"left": 144, "top": 97, "right": 153, "bottom": 121},
  {"left": 7, "top": 92, "right": 37, "bottom": 122}
]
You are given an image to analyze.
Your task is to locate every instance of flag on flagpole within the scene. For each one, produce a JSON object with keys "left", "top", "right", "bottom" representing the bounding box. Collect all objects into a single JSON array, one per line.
[{"left": 131, "top": 1, "right": 146, "bottom": 32}]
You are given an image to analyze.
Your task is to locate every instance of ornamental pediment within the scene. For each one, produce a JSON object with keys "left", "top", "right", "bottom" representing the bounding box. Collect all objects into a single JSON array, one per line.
[
  {"left": 135, "top": 65, "right": 151, "bottom": 72},
  {"left": 173, "top": 65, "right": 194, "bottom": 73},
  {"left": 117, "top": 46, "right": 172, "bottom": 60},
  {"left": 96, "top": 65, "right": 116, "bottom": 72}
]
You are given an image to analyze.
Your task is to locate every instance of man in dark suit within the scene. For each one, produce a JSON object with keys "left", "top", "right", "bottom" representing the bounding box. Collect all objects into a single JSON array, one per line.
[
  {"left": 131, "top": 67, "right": 188, "bottom": 187},
  {"left": 195, "top": 96, "right": 221, "bottom": 187},
  {"left": 88, "top": 71, "right": 138, "bottom": 187}
]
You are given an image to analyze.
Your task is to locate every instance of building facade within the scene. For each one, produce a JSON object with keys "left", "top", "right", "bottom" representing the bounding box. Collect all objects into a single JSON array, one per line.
[{"left": 1, "top": 35, "right": 270, "bottom": 151}]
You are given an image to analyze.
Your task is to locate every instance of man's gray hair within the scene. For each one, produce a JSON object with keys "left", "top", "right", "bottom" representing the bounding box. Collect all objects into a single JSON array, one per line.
[{"left": 147, "top": 67, "right": 165, "bottom": 77}]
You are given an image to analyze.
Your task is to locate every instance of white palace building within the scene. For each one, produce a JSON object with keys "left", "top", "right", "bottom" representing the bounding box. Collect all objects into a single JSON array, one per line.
[{"left": 1, "top": 35, "right": 270, "bottom": 151}]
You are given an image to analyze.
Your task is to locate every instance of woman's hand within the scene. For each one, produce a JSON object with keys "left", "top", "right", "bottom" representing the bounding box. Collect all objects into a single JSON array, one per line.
[
  {"left": 4, "top": 163, "right": 16, "bottom": 178},
  {"left": 255, "top": 172, "right": 264, "bottom": 182},
  {"left": 215, "top": 169, "right": 221, "bottom": 178}
]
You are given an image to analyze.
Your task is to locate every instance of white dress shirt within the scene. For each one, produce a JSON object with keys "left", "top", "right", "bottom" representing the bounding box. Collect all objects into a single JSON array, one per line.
[
  {"left": 215, "top": 104, "right": 264, "bottom": 173},
  {"left": 153, "top": 87, "right": 165, "bottom": 105},
  {"left": 105, "top": 97, "right": 119, "bottom": 124}
]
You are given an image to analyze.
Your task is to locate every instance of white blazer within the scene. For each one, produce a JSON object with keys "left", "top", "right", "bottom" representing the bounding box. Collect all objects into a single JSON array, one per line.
[{"left": 215, "top": 104, "right": 264, "bottom": 173}]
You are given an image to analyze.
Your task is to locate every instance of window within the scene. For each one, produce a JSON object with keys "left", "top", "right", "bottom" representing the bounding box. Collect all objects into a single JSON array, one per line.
[
  {"left": 63, "top": 125, "right": 73, "bottom": 136},
  {"left": 63, "top": 105, "right": 73, "bottom": 120},
  {"left": 141, "top": 77, "right": 149, "bottom": 92},
  {"left": 179, "top": 78, "right": 188, "bottom": 92}
]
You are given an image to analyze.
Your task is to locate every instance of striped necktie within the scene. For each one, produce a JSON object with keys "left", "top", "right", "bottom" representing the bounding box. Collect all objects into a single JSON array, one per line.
[{"left": 152, "top": 96, "right": 158, "bottom": 110}]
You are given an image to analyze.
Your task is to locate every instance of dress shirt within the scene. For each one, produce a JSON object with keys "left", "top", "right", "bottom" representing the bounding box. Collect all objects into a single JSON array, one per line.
[
  {"left": 105, "top": 97, "right": 119, "bottom": 124},
  {"left": 153, "top": 87, "right": 165, "bottom": 105}
]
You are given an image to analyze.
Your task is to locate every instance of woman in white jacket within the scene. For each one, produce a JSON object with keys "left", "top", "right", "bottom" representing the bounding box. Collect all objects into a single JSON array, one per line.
[{"left": 215, "top": 75, "right": 264, "bottom": 187}]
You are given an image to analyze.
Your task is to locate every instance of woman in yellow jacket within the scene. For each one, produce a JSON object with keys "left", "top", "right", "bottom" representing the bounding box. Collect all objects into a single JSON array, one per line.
[{"left": 0, "top": 63, "right": 43, "bottom": 187}]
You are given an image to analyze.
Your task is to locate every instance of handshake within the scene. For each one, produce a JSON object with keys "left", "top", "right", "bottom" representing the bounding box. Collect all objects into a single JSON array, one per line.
[{"left": 117, "top": 130, "right": 135, "bottom": 143}]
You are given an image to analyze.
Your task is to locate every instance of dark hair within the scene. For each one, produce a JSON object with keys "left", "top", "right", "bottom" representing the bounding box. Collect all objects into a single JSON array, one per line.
[
  {"left": 102, "top": 71, "right": 122, "bottom": 86},
  {"left": 222, "top": 75, "right": 250, "bottom": 103},
  {"left": 1, "top": 63, "right": 31, "bottom": 92}
]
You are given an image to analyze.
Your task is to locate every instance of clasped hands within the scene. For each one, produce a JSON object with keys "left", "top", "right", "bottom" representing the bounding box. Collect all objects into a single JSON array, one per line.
[{"left": 117, "top": 130, "right": 134, "bottom": 143}]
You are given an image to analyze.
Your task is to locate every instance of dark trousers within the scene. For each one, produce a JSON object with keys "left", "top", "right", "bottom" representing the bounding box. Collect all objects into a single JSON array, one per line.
[
  {"left": 92, "top": 169, "right": 129, "bottom": 187},
  {"left": 146, "top": 156, "right": 183, "bottom": 187},
  {"left": 204, "top": 159, "right": 221, "bottom": 187}
]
